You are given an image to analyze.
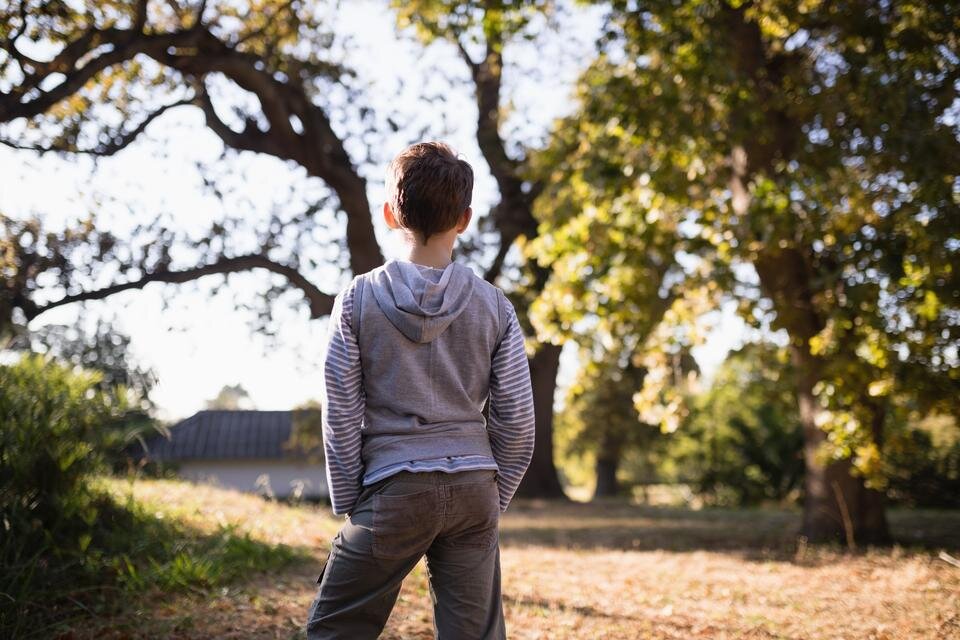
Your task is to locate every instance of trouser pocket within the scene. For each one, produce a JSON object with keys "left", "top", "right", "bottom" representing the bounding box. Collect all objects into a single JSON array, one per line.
[
  {"left": 443, "top": 479, "right": 500, "bottom": 550},
  {"left": 371, "top": 486, "right": 438, "bottom": 559}
]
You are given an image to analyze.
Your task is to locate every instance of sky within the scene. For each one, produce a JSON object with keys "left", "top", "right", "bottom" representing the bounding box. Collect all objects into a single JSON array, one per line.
[{"left": 0, "top": 0, "right": 750, "bottom": 423}]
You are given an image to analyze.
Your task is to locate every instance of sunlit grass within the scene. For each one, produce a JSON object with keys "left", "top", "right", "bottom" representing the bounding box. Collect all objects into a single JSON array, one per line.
[
  {"left": 45, "top": 478, "right": 960, "bottom": 640},
  {"left": 3, "top": 477, "right": 309, "bottom": 640}
]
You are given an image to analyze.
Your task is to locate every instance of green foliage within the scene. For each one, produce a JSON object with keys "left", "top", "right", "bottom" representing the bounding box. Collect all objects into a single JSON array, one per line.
[
  {"left": 885, "top": 414, "right": 960, "bottom": 508},
  {"left": 6, "top": 317, "right": 167, "bottom": 474},
  {"left": 98, "top": 500, "right": 298, "bottom": 595},
  {"left": 0, "top": 355, "right": 301, "bottom": 637},
  {"left": 0, "top": 354, "right": 125, "bottom": 633},
  {"left": 0, "top": 353, "right": 127, "bottom": 539},
  {"left": 530, "top": 0, "right": 960, "bottom": 497},
  {"left": 204, "top": 383, "right": 256, "bottom": 410},
  {"left": 556, "top": 345, "right": 665, "bottom": 494},
  {"left": 393, "top": 0, "right": 551, "bottom": 51},
  {"left": 285, "top": 403, "right": 325, "bottom": 464},
  {"left": 663, "top": 342, "right": 805, "bottom": 506}
]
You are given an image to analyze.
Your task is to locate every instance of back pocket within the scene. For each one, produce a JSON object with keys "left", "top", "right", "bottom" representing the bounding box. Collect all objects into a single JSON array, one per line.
[
  {"left": 443, "top": 480, "right": 500, "bottom": 550},
  {"left": 371, "top": 488, "right": 437, "bottom": 560}
]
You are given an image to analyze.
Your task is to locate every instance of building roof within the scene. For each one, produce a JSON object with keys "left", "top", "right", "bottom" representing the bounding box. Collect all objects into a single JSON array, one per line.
[{"left": 139, "top": 409, "right": 323, "bottom": 462}]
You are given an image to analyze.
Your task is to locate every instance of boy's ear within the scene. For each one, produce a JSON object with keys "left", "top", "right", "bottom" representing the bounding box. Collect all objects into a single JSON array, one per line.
[
  {"left": 457, "top": 207, "right": 472, "bottom": 233},
  {"left": 383, "top": 202, "right": 399, "bottom": 229}
]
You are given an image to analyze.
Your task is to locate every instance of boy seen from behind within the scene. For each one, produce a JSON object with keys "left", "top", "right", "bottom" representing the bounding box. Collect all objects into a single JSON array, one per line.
[{"left": 305, "top": 141, "right": 536, "bottom": 640}]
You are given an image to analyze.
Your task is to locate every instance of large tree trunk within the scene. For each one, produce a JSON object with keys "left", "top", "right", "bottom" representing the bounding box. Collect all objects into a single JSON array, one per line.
[
  {"left": 794, "top": 354, "right": 890, "bottom": 545},
  {"left": 722, "top": 3, "right": 890, "bottom": 545},
  {"left": 516, "top": 342, "right": 566, "bottom": 498},
  {"left": 452, "top": 29, "right": 568, "bottom": 500},
  {"left": 797, "top": 412, "right": 890, "bottom": 543},
  {"left": 758, "top": 248, "right": 891, "bottom": 545}
]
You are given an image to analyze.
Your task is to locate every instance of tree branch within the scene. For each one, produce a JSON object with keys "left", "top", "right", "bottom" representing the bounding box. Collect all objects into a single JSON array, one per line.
[
  {"left": 2, "top": 29, "right": 198, "bottom": 121},
  {"left": 1, "top": 16, "right": 384, "bottom": 276},
  {"left": 0, "top": 98, "right": 194, "bottom": 156},
  {"left": 454, "top": 35, "right": 480, "bottom": 80},
  {"left": 134, "top": 0, "right": 148, "bottom": 30},
  {"left": 193, "top": 82, "right": 285, "bottom": 157},
  {"left": 482, "top": 231, "right": 514, "bottom": 283},
  {"left": 24, "top": 253, "right": 336, "bottom": 322}
]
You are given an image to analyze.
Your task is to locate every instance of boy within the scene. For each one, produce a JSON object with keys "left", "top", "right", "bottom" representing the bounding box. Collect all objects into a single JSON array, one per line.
[{"left": 305, "top": 141, "right": 536, "bottom": 640}]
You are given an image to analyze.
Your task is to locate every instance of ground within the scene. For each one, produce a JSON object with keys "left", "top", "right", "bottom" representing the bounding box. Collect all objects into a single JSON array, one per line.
[{"left": 70, "top": 479, "right": 960, "bottom": 640}]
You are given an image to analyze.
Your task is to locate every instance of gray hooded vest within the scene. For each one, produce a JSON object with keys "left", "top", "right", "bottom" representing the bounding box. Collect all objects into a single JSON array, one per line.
[{"left": 351, "top": 258, "right": 510, "bottom": 478}]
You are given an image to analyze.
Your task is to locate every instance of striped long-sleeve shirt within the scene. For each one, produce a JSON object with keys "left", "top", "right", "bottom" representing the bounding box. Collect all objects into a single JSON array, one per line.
[{"left": 320, "top": 277, "right": 535, "bottom": 515}]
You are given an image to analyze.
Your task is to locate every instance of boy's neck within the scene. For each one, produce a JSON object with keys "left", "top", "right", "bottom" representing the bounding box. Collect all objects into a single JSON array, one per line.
[{"left": 400, "top": 231, "right": 455, "bottom": 269}]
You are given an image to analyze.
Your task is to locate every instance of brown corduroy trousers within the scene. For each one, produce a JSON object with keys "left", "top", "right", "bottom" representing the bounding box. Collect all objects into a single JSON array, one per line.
[{"left": 305, "top": 468, "right": 506, "bottom": 640}]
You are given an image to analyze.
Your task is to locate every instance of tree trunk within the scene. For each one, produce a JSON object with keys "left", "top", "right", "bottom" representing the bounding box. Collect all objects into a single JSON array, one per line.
[
  {"left": 760, "top": 248, "right": 891, "bottom": 546},
  {"left": 795, "top": 354, "right": 890, "bottom": 545},
  {"left": 793, "top": 347, "right": 839, "bottom": 542},
  {"left": 593, "top": 429, "right": 624, "bottom": 498},
  {"left": 593, "top": 455, "right": 620, "bottom": 499},
  {"left": 721, "top": 5, "right": 890, "bottom": 546},
  {"left": 452, "top": 33, "right": 568, "bottom": 500},
  {"left": 797, "top": 414, "right": 890, "bottom": 545},
  {"left": 516, "top": 342, "right": 566, "bottom": 498}
]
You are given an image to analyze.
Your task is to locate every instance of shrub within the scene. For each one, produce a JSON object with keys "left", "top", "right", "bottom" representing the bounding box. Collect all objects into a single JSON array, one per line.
[
  {"left": 0, "top": 354, "right": 301, "bottom": 637},
  {"left": 664, "top": 343, "right": 805, "bottom": 506},
  {"left": 885, "top": 414, "right": 960, "bottom": 508},
  {"left": 1, "top": 353, "right": 130, "bottom": 545},
  {"left": 0, "top": 354, "right": 130, "bottom": 630}
]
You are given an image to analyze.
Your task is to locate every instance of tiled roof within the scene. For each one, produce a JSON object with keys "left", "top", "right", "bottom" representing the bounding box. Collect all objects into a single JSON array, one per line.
[{"left": 139, "top": 409, "right": 322, "bottom": 461}]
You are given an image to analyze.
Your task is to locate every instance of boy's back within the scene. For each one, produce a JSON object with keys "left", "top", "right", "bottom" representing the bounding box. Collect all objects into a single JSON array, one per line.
[{"left": 306, "top": 142, "right": 535, "bottom": 640}]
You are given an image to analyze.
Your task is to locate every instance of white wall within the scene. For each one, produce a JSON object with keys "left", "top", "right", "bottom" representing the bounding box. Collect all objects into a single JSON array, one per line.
[{"left": 177, "top": 460, "right": 328, "bottom": 499}]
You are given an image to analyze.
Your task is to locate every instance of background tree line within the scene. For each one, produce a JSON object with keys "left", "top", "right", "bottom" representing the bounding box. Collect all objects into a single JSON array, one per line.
[{"left": 2, "top": 0, "right": 957, "bottom": 548}]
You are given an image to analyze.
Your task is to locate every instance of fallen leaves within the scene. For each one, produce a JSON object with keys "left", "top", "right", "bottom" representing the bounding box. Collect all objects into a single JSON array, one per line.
[{"left": 77, "top": 478, "right": 960, "bottom": 639}]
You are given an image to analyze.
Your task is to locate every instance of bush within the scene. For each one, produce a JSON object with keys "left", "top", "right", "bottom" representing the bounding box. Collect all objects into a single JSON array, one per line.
[
  {"left": 0, "top": 354, "right": 130, "bottom": 630},
  {"left": 885, "top": 415, "right": 960, "bottom": 508},
  {"left": 0, "top": 354, "right": 301, "bottom": 638},
  {"left": 663, "top": 343, "right": 805, "bottom": 506},
  {"left": 0, "top": 353, "right": 129, "bottom": 543}
]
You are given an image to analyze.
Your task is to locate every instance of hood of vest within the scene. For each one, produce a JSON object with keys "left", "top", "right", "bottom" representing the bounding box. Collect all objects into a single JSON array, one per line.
[{"left": 368, "top": 258, "right": 476, "bottom": 344}]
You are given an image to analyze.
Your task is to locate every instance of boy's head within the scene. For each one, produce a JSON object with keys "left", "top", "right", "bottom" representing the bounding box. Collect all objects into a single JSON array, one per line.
[{"left": 384, "top": 141, "right": 474, "bottom": 246}]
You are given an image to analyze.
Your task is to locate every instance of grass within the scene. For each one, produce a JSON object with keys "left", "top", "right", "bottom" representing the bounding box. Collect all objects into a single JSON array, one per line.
[
  {"left": 18, "top": 477, "right": 960, "bottom": 640},
  {"left": 0, "top": 478, "right": 307, "bottom": 640}
]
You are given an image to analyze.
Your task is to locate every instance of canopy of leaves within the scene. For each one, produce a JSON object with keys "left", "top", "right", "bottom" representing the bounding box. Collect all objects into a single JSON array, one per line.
[{"left": 530, "top": 0, "right": 960, "bottom": 485}]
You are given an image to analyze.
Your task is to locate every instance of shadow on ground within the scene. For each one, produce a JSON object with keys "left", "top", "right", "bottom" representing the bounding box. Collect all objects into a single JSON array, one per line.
[{"left": 500, "top": 500, "right": 960, "bottom": 557}]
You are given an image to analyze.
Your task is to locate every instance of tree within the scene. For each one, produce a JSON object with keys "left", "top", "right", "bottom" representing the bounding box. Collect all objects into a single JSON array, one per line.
[
  {"left": 556, "top": 342, "right": 673, "bottom": 498},
  {"left": 667, "top": 341, "right": 804, "bottom": 506},
  {"left": 285, "top": 399, "right": 325, "bottom": 463},
  {"left": 530, "top": 1, "right": 959, "bottom": 543},
  {"left": 0, "top": 0, "right": 580, "bottom": 497},
  {"left": 391, "top": 0, "right": 611, "bottom": 497},
  {"left": 0, "top": 0, "right": 371, "bottom": 337},
  {"left": 204, "top": 383, "right": 255, "bottom": 410}
]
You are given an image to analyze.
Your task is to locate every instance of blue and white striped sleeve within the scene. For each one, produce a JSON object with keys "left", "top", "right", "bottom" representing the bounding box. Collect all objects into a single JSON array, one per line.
[
  {"left": 487, "top": 297, "right": 536, "bottom": 512},
  {"left": 320, "top": 280, "right": 365, "bottom": 516}
]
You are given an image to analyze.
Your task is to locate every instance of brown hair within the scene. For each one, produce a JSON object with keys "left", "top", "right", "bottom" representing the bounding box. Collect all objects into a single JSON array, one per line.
[{"left": 386, "top": 141, "right": 474, "bottom": 245}]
